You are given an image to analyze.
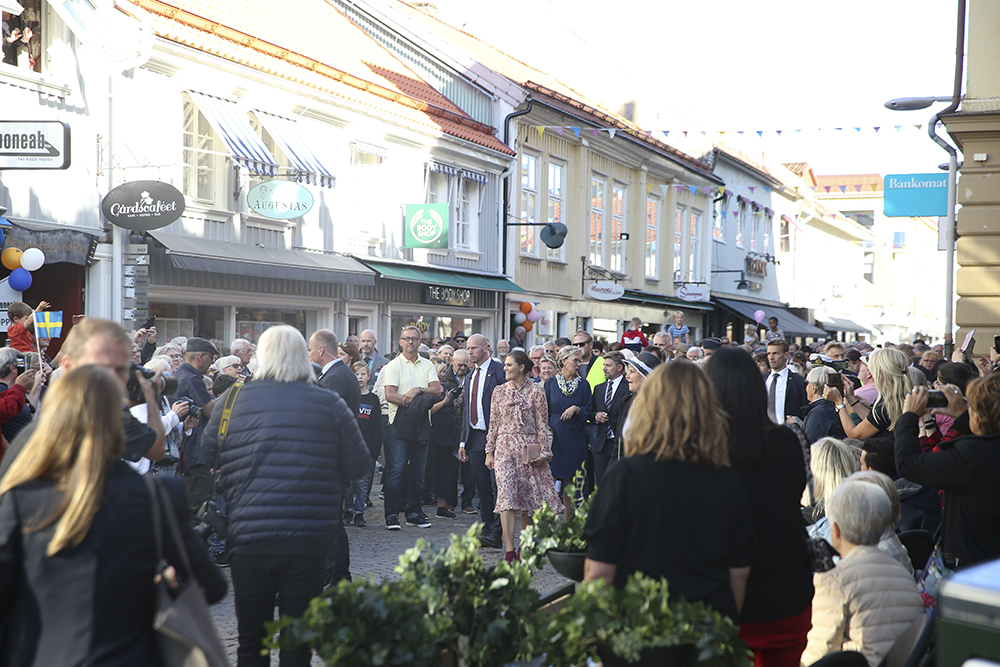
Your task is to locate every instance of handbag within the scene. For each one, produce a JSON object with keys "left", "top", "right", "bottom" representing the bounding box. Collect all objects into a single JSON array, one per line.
[
  {"left": 523, "top": 440, "right": 542, "bottom": 465},
  {"left": 143, "top": 475, "right": 229, "bottom": 667},
  {"left": 916, "top": 543, "right": 954, "bottom": 612}
]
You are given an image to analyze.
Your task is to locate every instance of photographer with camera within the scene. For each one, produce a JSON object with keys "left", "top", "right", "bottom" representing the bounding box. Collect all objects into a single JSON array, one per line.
[
  {"left": 169, "top": 338, "right": 219, "bottom": 520},
  {"left": 0, "top": 349, "right": 43, "bottom": 445},
  {"left": 127, "top": 358, "right": 197, "bottom": 475}
]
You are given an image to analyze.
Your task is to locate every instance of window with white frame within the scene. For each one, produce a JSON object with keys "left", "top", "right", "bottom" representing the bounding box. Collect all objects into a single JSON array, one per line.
[
  {"left": 609, "top": 184, "right": 626, "bottom": 273},
  {"left": 590, "top": 176, "right": 605, "bottom": 266},
  {"left": 763, "top": 211, "right": 772, "bottom": 253},
  {"left": 736, "top": 201, "right": 747, "bottom": 248},
  {"left": 688, "top": 209, "right": 701, "bottom": 282},
  {"left": 182, "top": 98, "right": 222, "bottom": 204},
  {"left": 426, "top": 169, "right": 451, "bottom": 205},
  {"left": 645, "top": 197, "right": 659, "bottom": 279},
  {"left": 779, "top": 216, "right": 791, "bottom": 253},
  {"left": 750, "top": 207, "right": 761, "bottom": 251},
  {"left": 546, "top": 161, "right": 565, "bottom": 261},
  {"left": 351, "top": 142, "right": 387, "bottom": 166},
  {"left": 713, "top": 194, "right": 726, "bottom": 242},
  {"left": 520, "top": 154, "right": 540, "bottom": 256},
  {"left": 456, "top": 174, "right": 483, "bottom": 252},
  {"left": 673, "top": 205, "right": 685, "bottom": 280}
]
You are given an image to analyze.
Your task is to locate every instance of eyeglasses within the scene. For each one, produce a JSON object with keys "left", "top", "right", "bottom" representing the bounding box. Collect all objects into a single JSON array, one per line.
[
  {"left": 573, "top": 341, "right": 589, "bottom": 347},
  {"left": 401, "top": 336, "right": 420, "bottom": 343},
  {"left": 225, "top": 363, "right": 243, "bottom": 370}
]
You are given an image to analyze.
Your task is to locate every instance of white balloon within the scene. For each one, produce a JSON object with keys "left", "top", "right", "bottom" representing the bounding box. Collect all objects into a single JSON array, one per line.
[
  {"left": 20, "top": 248, "right": 45, "bottom": 272},
  {"left": 514, "top": 312, "right": 527, "bottom": 324}
]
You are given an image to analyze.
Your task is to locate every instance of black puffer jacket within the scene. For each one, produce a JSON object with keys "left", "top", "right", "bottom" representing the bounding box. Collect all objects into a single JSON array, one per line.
[{"left": 202, "top": 379, "right": 369, "bottom": 554}]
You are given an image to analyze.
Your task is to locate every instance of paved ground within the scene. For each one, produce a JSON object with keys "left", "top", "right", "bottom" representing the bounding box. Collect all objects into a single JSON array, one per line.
[{"left": 209, "top": 491, "right": 572, "bottom": 666}]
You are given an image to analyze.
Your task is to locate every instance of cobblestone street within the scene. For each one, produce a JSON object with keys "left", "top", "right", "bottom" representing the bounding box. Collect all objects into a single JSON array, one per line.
[{"left": 209, "top": 491, "right": 571, "bottom": 666}]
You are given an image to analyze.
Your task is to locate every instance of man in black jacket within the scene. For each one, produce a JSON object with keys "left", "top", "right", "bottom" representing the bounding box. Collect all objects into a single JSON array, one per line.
[
  {"left": 591, "top": 351, "right": 631, "bottom": 486},
  {"left": 765, "top": 338, "right": 807, "bottom": 424}
]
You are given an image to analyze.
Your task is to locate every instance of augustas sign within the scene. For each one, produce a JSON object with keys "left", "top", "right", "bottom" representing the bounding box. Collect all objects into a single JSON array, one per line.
[
  {"left": 102, "top": 181, "right": 185, "bottom": 231},
  {"left": 247, "top": 181, "right": 314, "bottom": 220}
]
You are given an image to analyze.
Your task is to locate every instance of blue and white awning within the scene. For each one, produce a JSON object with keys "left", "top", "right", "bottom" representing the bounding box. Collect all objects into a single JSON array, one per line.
[
  {"left": 187, "top": 92, "right": 277, "bottom": 177},
  {"left": 429, "top": 162, "right": 457, "bottom": 176},
  {"left": 461, "top": 170, "right": 488, "bottom": 185},
  {"left": 253, "top": 110, "right": 335, "bottom": 188}
]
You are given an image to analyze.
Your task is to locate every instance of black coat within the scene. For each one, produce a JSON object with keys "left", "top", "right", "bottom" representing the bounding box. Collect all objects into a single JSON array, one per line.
[
  {"left": 202, "top": 379, "right": 369, "bottom": 554},
  {"left": 460, "top": 359, "right": 506, "bottom": 451},
  {"left": 0, "top": 463, "right": 225, "bottom": 666},
  {"left": 316, "top": 360, "right": 361, "bottom": 416},
  {"left": 768, "top": 368, "right": 808, "bottom": 421},
  {"left": 801, "top": 399, "right": 846, "bottom": 444},
  {"left": 592, "top": 377, "right": 631, "bottom": 453}
]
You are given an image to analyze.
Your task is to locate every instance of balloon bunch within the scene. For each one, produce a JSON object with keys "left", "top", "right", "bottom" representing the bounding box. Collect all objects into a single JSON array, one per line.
[
  {"left": 513, "top": 301, "right": 541, "bottom": 332},
  {"left": 1, "top": 247, "right": 46, "bottom": 291}
]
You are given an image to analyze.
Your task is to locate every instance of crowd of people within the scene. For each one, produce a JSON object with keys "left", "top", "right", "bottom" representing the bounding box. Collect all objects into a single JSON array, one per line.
[{"left": 0, "top": 297, "right": 998, "bottom": 667}]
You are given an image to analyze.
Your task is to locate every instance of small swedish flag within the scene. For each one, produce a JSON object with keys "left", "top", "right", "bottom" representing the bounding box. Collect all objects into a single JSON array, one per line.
[{"left": 34, "top": 311, "right": 63, "bottom": 339}]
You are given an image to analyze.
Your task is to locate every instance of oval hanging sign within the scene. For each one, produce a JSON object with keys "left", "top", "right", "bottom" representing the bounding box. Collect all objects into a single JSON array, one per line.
[
  {"left": 247, "top": 181, "right": 314, "bottom": 220},
  {"left": 586, "top": 281, "right": 625, "bottom": 301},
  {"left": 101, "top": 180, "right": 185, "bottom": 231}
]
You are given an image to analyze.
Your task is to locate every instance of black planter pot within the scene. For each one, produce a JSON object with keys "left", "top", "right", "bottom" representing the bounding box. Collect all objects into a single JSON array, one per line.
[
  {"left": 596, "top": 643, "right": 696, "bottom": 667},
  {"left": 546, "top": 550, "right": 586, "bottom": 581}
]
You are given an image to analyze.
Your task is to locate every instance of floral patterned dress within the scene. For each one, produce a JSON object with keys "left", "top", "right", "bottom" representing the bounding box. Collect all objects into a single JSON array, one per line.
[{"left": 486, "top": 379, "right": 564, "bottom": 514}]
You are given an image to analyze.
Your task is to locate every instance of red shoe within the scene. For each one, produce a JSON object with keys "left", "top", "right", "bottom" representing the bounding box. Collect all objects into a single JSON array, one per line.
[{"left": 504, "top": 550, "right": 515, "bottom": 563}]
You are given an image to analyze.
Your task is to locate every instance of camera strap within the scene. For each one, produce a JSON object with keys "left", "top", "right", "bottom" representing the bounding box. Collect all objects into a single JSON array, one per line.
[{"left": 216, "top": 381, "right": 244, "bottom": 453}]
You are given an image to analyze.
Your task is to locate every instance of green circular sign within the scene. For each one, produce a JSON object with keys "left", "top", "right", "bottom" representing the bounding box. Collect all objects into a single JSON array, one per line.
[{"left": 409, "top": 207, "right": 446, "bottom": 245}]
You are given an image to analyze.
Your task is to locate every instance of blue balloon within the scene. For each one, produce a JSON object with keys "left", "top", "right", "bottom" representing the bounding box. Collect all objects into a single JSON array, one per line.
[
  {"left": 0, "top": 230, "right": 6, "bottom": 246},
  {"left": 9, "top": 267, "right": 32, "bottom": 292}
]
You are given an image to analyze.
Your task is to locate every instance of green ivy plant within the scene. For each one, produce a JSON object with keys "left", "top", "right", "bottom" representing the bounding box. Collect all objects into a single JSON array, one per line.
[
  {"left": 520, "top": 468, "right": 592, "bottom": 570},
  {"left": 546, "top": 574, "right": 752, "bottom": 667},
  {"left": 265, "top": 524, "right": 547, "bottom": 667}
]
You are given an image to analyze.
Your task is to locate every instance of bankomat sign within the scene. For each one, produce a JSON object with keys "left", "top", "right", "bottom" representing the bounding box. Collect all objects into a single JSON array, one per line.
[{"left": 883, "top": 173, "right": 948, "bottom": 217}]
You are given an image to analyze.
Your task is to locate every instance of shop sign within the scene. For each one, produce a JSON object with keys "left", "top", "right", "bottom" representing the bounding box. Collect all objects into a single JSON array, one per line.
[
  {"left": 676, "top": 284, "right": 709, "bottom": 302},
  {"left": 0, "top": 278, "right": 22, "bottom": 332},
  {"left": 4, "top": 223, "right": 98, "bottom": 267},
  {"left": 0, "top": 121, "right": 71, "bottom": 170},
  {"left": 586, "top": 281, "right": 624, "bottom": 301},
  {"left": 425, "top": 285, "right": 472, "bottom": 306},
  {"left": 883, "top": 173, "right": 948, "bottom": 217},
  {"left": 744, "top": 256, "right": 768, "bottom": 278},
  {"left": 101, "top": 180, "right": 185, "bottom": 231},
  {"left": 403, "top": 204, "right": 449, "bottom": 249},
  {"left": 247, "top": 181, "right": 314, "bottom": 220}
]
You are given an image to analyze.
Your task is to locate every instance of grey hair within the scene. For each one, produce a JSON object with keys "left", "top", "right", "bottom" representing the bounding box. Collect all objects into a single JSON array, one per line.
[
  {"left": 216, "top": 355, "right": 242, "bottom": 372},
  {"left": 438, "top": 344, "right": 454, "bottom": 353},
  {"left": 231, "top": 338, "right": 253, "bottom": 352},
  {"left": 556, "top": 344, "right": 582, "bottom": 367},
  {"left": 652, "top": 331, "right": 670, "bottom": 342},
  {"left": 154, "top": 343, "right": 182, "bottom": 357},
  {"left": 826, "top": 480, "right": 891, "bottom": 546},
  {"left": 0, "top": 348, "right": 18, "bottom": 378},
  {"left": 144, "top": 357, "right": 171, "bottom": 374},
  {"left": 529, "top": 345, "right": 545, "bottom": 355},
  {"left": 907, "top": 366, "right": 927, "bottom": 388},
  {"left": 806, "top": 366, "right": 835, "bottom": 394},
  {"left": 850, "top": 470, "right": 901, "bottom": 530},
  {"left": 254, "top": 325, "right": 316, "bottom": 384}
]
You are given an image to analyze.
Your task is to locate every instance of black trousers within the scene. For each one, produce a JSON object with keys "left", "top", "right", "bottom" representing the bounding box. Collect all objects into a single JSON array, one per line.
[
  {"left": 424, "top": 445, "right": 458, "bottom": 505},
  {"left": 592, "top": 440, "right": 618, "bottom": 489},
  {"left": 184, "top": 463, "right": 214, "bottom": 522},
  {"left": 230, "top": 551, "right": 327, "bottom": 667},
  {"left": 467, "top": 430, "right": 501, "bottom": 534}
]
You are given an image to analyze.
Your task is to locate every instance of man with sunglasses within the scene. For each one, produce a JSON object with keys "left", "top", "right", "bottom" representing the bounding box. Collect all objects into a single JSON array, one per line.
[{"left": 170, "top": 337, "right": 220, "bottom": 520}]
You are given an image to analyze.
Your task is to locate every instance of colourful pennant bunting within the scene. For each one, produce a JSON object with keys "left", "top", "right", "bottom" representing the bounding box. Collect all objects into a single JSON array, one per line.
[
  {"left": 536, "top": 126, "right": 545, "bottom": 138},
  {"left": 554, "top": 127, "right": 563, "bottom": 136},
  {"left": 571, "top": 127, "right": 580, "bottom": 138}
]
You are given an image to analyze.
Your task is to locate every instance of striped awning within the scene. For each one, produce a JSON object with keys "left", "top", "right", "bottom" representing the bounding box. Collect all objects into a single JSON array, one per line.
[
  {"left": 187, "top": 92, "right": 277, "bottom": 177},
  {"left": 253, "top": 110, "right": 335, "bottom": 188},
  {"left": 352, "top": 141, "right": 387, "bottom": 160},
  {"left": 429, "top": 162, "right": 457, "bottom": 176},
  {"left": 461, "top": 170, "right": 487, "bottom": 184}
]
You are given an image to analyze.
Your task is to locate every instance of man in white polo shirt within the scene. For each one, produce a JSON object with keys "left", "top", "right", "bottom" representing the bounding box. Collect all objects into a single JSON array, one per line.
[{"left": 382, "top": 325, "right": 443, "bottom": 531}]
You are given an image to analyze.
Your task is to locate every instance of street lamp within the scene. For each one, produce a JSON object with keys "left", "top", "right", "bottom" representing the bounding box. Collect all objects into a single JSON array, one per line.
[{"left": 885, "top": 95, "right": 959, "bottom": 352}]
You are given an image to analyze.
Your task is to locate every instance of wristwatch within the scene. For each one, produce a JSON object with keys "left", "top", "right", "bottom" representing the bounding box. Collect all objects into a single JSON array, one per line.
[
  {"left": 418, "top": 387, "right": 425, "bottom": 395},
  {"left": 835, "top": 403, "right": 846, "bottom": 412}
]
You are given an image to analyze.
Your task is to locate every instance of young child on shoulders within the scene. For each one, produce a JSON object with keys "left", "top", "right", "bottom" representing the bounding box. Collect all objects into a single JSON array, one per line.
[{"left": 7, "top": 300, "right": 50, "bottom": 353}]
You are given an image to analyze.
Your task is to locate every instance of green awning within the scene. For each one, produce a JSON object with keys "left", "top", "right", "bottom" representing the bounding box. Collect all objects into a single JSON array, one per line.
[{"left": 361, "top": 260, "right": 525, "bottom": 292}]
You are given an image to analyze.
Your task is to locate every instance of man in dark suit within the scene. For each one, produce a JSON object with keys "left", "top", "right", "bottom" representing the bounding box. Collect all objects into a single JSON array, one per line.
[
  {"left": 308, "top": 329, "right": 361, "bottom": 584},
  {"left": 358, "top": 328, "right": 388, "bottom": 391},
  {"left": 458, "top": 333, "right": 505, "bottom": 549},
  {"left": 765, "top": 338, "right": 808, "bottom": 424},
  {"left": 591, "top": 351, "right": 631, "bottom": 486}
]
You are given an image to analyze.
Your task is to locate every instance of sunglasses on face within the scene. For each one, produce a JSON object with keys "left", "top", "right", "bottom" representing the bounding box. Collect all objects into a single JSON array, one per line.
[{"left": 573, "top": 342, "right": 589, "bottom": 347}]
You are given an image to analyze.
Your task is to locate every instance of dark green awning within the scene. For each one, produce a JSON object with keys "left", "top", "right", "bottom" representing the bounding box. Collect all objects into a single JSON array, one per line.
[{"left": 361, "top": 260, "right": 525, "bottom": 292}]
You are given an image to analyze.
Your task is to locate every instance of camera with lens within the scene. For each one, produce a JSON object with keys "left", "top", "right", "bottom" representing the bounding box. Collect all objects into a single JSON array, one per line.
[
  {"left": 126, "top": 362, "right": 180, "bottom": 404},
  {"left": 180, "top": 397, "right": 203, "bottom": 421}
]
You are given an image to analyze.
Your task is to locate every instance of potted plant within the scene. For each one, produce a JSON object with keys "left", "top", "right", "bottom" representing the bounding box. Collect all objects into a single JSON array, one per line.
[
  {"left": 266, "top": 524, "right": 549, "bottom": 667},
  {"left": 520, "top": 470, "right": 592, "bottom": 580},
  {"left": 546, "top": 574, "right": 752, "bottom": 667}
]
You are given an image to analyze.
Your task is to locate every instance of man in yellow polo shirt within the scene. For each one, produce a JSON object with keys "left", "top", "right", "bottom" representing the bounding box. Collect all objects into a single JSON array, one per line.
[{"left": 383, "top": 325, "right": 442, "bottom": 531}]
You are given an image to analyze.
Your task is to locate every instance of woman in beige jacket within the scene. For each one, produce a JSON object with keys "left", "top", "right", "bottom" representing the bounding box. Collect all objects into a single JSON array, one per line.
[{"left": 801, "top": 481, "right": 924, "bottom": 667}]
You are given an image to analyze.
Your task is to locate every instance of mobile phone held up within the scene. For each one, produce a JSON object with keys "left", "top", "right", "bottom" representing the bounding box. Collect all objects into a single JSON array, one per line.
[{"left": 926, "top": 390, "right": 949, "bottom": 409}]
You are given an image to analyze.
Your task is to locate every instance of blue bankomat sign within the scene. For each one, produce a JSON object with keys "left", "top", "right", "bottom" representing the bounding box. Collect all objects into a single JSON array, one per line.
[{"left": 883, "top": 173, "right": 949, "bottom": 217}]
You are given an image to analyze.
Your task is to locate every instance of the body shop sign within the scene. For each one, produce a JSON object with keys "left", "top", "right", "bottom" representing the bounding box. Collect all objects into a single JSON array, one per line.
[
  {"left": 102, "top": 180, "right": 184, "bottom": 231},
  {"left": 247, "top": 181, "right": 314, "bottom": 220},
  {"left": 404, "top": 204, "right": 449, "bottom": 249},
  {"left": 586, "top": 281, "right": 625, "bottom": 301}
]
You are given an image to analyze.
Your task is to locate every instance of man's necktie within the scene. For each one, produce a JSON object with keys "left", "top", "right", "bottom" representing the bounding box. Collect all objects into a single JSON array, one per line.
[
  {"left": 471, "top": 366, "right": 481, "bottom": 425},
  {"left": 606, "top": 380, "right": 615, "bottom": 439},
  {"left": 767, "top": 373, "right": 778, "bottom": 423},
  {"left": 365, "top": 356, "right": 373, "bottom": 370}
]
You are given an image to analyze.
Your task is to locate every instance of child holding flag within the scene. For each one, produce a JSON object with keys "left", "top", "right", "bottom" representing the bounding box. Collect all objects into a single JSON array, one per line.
[{"left": 6, "top": 300, "right": 51, "bottom": 353}]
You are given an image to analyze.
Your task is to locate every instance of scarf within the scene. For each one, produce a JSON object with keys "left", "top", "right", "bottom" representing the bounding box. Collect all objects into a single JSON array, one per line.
[{"left": 556, "top": 372, "right": 581, "bottom": 397}]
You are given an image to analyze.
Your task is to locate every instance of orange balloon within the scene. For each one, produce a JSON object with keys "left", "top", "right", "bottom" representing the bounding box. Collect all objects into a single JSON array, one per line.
[
  {"left": 519, "top": 301, "right": 533, "bottom": 315},
  {"left": 1, "top": 248, "right": 22, "bottom": 271},
  {"left": 522, "top": 320, "right": 533, "bottom": 332}
]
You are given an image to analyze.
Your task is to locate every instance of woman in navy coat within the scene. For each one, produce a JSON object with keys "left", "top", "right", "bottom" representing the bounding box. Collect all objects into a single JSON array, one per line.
[{"left": 544, "top": 345, "right": 592, "bottom": 518}]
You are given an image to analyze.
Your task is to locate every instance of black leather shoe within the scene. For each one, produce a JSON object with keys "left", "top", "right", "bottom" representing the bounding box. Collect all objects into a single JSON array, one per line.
[{"left": 478, "top": 532, "right": 503, "bottom": 549}]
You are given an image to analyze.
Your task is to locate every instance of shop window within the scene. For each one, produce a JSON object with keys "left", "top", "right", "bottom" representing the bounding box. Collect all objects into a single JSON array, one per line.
[
  {"left": 609, "top": 184, "right": 626, "bottom": 273},
  {"left": 149, "top": 304, "right": 227, "bottom": 343},
  {"left": 520, "top": 154, "right": 539, "bottom": 256},
  {"left": 236, "top": 306, "right": 306, "bottom": 344},
  {"left": 1, "top": 0, "right": 41, "bottom": 72},
  {"left": 688, "top": 210, "right": 701, "bottom": 282},
  {"left": 645, "top": 197, "right": 659, "bottom": 279},
  {"left": 590, "top": 176, "right": 605, "bottom": 266},
  {"left": 546, "top": 161, "right": 565, "bottom": 262},
  {"left": 182, "top": 97, "right": 224, "bottom": 205}
]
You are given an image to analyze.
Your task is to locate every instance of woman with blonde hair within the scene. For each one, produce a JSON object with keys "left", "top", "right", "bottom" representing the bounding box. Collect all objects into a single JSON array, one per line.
[
  {"left": 584, "top": 360, "right": 753, "bottom": 621},
  {"left": 0, "top": 365, "right": 226, "bottom": 665},
  {"left": 544, "top": 344, "right": 592, "bottom": 518},
  {"left": 825, "top": 348, "right": 912, "bottom": 439},
  {"left": 807, "top": 437, "right": 860, "bottom": 543}
]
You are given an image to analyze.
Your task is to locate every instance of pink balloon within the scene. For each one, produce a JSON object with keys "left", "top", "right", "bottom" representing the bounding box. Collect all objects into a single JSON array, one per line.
[
  {"left": 753, "top": 310, "right": 766, "bottom": 324},
  {"left": 527, "top": 310, "right": 541, "bottom": 323},
  {"left": 514, "top": 312, "right": 527, "bottom": 324}
]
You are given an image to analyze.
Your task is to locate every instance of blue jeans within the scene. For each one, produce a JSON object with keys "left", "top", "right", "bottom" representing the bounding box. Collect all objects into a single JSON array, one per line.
[
  {"left": 383, "top": 421, "right": 428, "bottom": 518},
  {"left": 351, "top": 459, "right": 375, "bottom": 515}
]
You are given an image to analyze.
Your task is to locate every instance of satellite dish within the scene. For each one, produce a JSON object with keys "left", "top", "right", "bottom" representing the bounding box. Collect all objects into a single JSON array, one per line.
[{"left": 540, "top": 222, "right": 567, "bottom": 249}]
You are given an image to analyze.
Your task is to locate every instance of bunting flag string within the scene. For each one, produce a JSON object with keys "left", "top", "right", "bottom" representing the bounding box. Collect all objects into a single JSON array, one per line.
[{"left": 528, "top": 124, "right": 926, "bottom": 140}]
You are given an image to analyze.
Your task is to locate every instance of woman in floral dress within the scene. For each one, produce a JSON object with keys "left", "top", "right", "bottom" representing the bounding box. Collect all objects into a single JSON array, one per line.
[{"left": 486, "top": 350, "right": 564, "bottom": 563}]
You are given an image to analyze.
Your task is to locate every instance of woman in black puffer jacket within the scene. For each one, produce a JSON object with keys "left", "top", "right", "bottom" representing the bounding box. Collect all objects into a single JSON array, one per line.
[{"left": 202, "top": 325, "right": 369, "bottom": 667}]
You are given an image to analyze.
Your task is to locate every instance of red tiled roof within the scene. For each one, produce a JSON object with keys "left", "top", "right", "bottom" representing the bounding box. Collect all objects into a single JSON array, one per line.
[{"left": 117, "top": 0, "right": 513, "bottom": 155}]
